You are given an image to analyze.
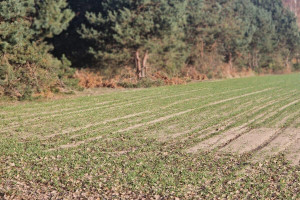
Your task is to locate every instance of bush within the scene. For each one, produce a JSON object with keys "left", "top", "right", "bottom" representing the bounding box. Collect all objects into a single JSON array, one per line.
[
  {"left": 293, "top": 63, "right": 300, "bottom": 71},
  {"left": 74, "top": 69, "right": 103, "bottom": 88},
  {"left": 0, "top": 0, "right": 74, "bottom": 99},
  {"left": 0, "top": 52, "right": 76, "bottom": 100},
  {"left": 117, "top": 82, "right": 137, "bottom": 88}
]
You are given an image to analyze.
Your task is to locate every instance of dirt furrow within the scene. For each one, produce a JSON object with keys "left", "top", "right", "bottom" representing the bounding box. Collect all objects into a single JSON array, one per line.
[
  {"left": 116, "top": 109, "right": 195, "bottom": 133},
  {"left": 205, "top": 88, "right": 274, "bottom": 107},
  {"left": 5, "top": 86, "right": 222, "bottom": 137},
  {"left": 278, "top": 99, "right": 300, "bottom": 112},
  {"left": 253, "top": 128, "right": 300, "bottom": 163},
  {"left": 1, "top": 95, "right": 149, "bottom": 125},
  {"left": 222, "top": 128, "right": 280, "bottom": 154},
  {"left": 27, "top": 86, "right": 262, "bottom": 137},
  {"left": 47, "top": 110, "right": 194, "bottom": 151},
  {"left": 44, "top": 87, "right": 279, "bottom": 151},
  {"left": 0, "top": 88, "right": 157, "bottom": 117},
  {"left": 159, "top": 88, "right": 209, "bottom": 100},
  {"left": 285, "top": 138, "right": 300, "bottom": 165},
  {"left": 194, "top": 96, "right": 280, "bottom": 139},
  {"left": 192, "top": 98, "right": 300, "bottom": 156},
  {"left": 2, "top": 100, "right": 113, "bottom": 122},
  {"left": 119, "top": 88, "right": 275, "bottom": 135},
  {"left": 185, "top": 89, "right": 297, "bottom": 153},
  {"left": 42, "top": 111, "right": 150, "bottom": 139},
  {"left": 216, "top": 93, "right": 300, "bottom": 148},
  {"left": 160, "top": 86, "right": 256, "bottom": 110},
  {"left": 248, "top": 109, "right": 300, "bottom": 161},
  {"left": 186, "top": 126, "right": 248, "bottom": 153},
  {"left": 1, "top": 87, "right": 210, "bottom": 132},
  {"left": 185, "top": 95, "right": 287, "bottom": 153},
  {"left": 275, "top": 108, "right": 300, "bottom": 128},
  {"left": 1, "top": 86, "right": 272, "bottom": 134},
  {"left": 162, "top": 97, "right": 260, "bottom": 141},
  {"left": 0, "top": 96, "right": 155, "bottom": 134},
  {"left": 250, "top": 92, "right": 300, "bottom": 126},
  {"left": 59, "top": 113, "right": 159, "bottom": 141}
]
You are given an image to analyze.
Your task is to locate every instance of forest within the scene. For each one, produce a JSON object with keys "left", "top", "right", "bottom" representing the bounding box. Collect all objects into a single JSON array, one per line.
[{"left": 1, "top": 0, "right": 300, "bottom": 99}]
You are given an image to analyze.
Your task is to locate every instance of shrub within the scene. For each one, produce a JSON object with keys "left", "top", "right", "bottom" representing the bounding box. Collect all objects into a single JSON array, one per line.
[
  {"left": 0, "top": 0, "right": 75, "bottom": 99},
  {"left": 293, "top": 63, "right": 300, "bottom": 71},
  {"left": 75, "top": 69, "right": 103, "bottom": 88}
]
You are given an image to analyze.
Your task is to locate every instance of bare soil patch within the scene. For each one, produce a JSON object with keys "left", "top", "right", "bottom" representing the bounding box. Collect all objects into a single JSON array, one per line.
[
  {"left": 254, "top": 128, "right": 300, "bottom": 163},
  {"left": 185, "top": 97, "right": 283, "bottom": 153},
  {"left": 221, "top": 128, "right": 279, "bottom": 153},
  {"left": 186, "top": 126, "right": 248, "bottom": 153},
  {"left": 188, "top": 126, "right": 300, "bottom": 165},
  {"left": 285, "top": 138, "right": 300, "bottom": 165}
]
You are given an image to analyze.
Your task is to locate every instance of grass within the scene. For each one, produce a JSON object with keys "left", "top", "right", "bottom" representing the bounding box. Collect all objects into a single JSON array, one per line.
[{"left": 0, "top": 74, "right": 300, "bottom": 199}]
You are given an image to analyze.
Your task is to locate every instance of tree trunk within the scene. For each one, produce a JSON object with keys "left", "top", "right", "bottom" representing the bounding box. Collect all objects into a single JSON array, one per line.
[
  {"left": 248, "top": 53, "right": 253, "bottom": 69},
  {"left": 136, "top": 50, "right": 149, "bottom": 79},
  {"left": 141, "top": 51, "right": 149, "bottom": 78},
  {"left": 254, "top": 53, "right": 259, "bottom": 70},
  {"left": 200, "top": 39, "right": 204, "bottom": 58},
  {"left": 285, "top": 52, "right": 291, "bottom": 73},
  {"left": 252, "top": 50, "right": 259, "bottom": 70},
  {"left": 135, "top": 51, "right": 142, "bottom": 79},
  {"left": 228, "top": 52, "right": 233, "bottom": 70}
]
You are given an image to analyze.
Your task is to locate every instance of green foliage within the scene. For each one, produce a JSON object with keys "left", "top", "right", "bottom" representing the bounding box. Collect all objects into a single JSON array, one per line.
[
  {"left": 34, "top": 0, "right": 75, "bottom": 39},
  {"left": 247, "top": 0, "right": 300, "bottom": 71},
  {"left": 118, "top": 78, "right": 164, "bottom": 88},
  {"left": 79, "top": 0, "right": 189, "bottom": 77},
  {"left": 0, "top": 0, "right": 74, "bottom": 99},
  {"left": 1, "top": 0, "right": 300, "bottom": 94},
  {"left": 185, "top": 0, "right": 300, "bottom": 73},
  {"left": 75, "top": 0, "right": 300, "bottom": 78}
]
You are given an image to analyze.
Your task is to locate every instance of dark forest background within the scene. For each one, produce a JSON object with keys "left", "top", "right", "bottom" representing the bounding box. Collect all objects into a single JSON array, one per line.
[{"left": 1, "top": 0, "right": 300, "bottom": 99}]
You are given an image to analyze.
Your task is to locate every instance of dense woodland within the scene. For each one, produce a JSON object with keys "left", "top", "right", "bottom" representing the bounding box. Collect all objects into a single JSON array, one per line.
[{"left": 1, "top": 0, "right": 300, "bottom": 99}]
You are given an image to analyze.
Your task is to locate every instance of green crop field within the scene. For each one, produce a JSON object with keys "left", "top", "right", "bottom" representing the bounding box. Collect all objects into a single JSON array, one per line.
[{"left": 1, "top": 74, "right": 300, "bottom": 199}]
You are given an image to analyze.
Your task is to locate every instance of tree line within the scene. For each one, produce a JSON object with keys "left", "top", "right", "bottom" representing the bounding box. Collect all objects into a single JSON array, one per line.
[{"left": 1, "top": 0, "right": 300, "bottom": 99}]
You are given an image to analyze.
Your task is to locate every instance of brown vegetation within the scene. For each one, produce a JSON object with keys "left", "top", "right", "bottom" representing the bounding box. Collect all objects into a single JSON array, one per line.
[
  {"left": 74, "top": 65, "right": 257, "bottom": 90},
  {"left": 74, "top": 69, "right": 104, "bottom": 88}
]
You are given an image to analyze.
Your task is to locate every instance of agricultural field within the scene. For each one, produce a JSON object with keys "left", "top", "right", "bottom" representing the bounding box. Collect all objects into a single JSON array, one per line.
[{"left": 0, "top": 74, "right": 300, "bottom": 199}]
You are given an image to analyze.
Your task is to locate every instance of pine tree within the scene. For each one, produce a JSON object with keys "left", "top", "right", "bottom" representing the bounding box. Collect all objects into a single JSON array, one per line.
[
  {"left": 50, "top": 0, "right": 300, "bottom": 80},
  {"left": 79, "top": 0, "right": 188, "bottom": 79},
  {"left": 34, "top": 0, "right": 74, "bottom": 39},
  {"left": 216, "top": 0, "right": 250, "bottom": 69},
  {"left": 251, "top": 0, "right": 300, "bottom": 71},
  {"left": 0, "top": 0, "right": 74, "bottom": 98},
  {"left": 186, "top": 0, "right": 251, "bottom": 72}
]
